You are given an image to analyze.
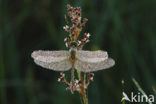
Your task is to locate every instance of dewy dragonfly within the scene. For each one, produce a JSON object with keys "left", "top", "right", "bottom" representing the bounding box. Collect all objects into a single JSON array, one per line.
[{"left": 31, "top": 41, "right": 115, "bottom": 92}]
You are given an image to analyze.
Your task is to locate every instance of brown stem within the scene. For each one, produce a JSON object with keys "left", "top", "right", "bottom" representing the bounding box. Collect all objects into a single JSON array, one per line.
[{"left": 80, "top": 73, "right": 88, "bottom": 104}]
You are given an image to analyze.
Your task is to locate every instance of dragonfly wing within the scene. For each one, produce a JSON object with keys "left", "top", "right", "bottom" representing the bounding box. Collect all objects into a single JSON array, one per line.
[
  {"left": 31, "top": 50, "right": 72, "bottom": 71},
  {"left": 75, "top": 50, "right": 115, "bottom": 72}
]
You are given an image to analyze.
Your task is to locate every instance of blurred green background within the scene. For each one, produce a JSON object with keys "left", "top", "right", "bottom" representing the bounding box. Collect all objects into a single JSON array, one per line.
[{"left": 0, "top": 0, "right": 156, "bottom": 104}]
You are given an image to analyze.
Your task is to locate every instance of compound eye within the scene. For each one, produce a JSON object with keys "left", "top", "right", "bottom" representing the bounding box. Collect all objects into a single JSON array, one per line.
[{"left": 70, "top": 41, "right": 78, "bottom": 48}]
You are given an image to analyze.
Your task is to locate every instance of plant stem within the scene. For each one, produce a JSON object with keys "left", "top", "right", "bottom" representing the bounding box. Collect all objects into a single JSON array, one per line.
[
  {"left": 83, "top": 91, "right": 88, "bottom": 104},
  {"left": 77, "top": 71, "right": 88, "bottom": 104},
  {"left": 81, "top": 75, "right": 88, "bottom": 104},
  {"left": 77, "top": 70, "right": 81, "bottom": 80}
]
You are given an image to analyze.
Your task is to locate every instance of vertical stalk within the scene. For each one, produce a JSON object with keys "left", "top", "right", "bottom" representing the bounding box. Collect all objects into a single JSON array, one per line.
[
  {"left": 152, "top": 86, "right": 156, "bottom": 94},
  {"left": 81, "top": 86, "right": 88, "bottom": 104},
  {"left": 77, "top": 71, "right": 88, "bottom": 104},
  {"left": 132, "top": 78, "right": 152, "bottom": 104},
  {"left": 121, "top": 80, "right": 125, "bottom": 104}
]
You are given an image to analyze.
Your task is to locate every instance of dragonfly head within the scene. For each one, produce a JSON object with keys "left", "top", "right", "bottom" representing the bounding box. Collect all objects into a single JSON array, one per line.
[{"left": 70, "top": 41, "right": 78, "bottom": 48}]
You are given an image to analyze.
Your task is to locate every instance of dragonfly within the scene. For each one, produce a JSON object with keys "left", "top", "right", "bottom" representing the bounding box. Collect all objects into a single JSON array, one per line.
[{"left": 31, "top": 41, "right": 115, "bottom": 92}]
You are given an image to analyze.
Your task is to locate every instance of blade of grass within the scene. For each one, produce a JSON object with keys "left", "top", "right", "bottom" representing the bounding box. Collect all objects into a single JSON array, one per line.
[
  {"left": 121, "top": 80, "right": 125, "bottom": 104},
  {"left": 132, "top": 77, "right": 152, "bottom": 104},
  {"left": 152, "top": 86, "right": 156, "bottom": 94}
]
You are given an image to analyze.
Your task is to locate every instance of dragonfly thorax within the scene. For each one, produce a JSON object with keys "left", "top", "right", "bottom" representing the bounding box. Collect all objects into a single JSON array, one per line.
[{"left": 69, "top": 47, "right": 77, "bottom": 61}]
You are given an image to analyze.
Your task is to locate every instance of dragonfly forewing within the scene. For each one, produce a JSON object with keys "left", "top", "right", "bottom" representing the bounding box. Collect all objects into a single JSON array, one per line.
[
  {"left": 75, "top": 50, "right": 115, "bottom": 72},
  {"left": 76, "top": 50, "right": 108, "bottom": 62},
  {"left": 31, "top": 50, "right": 72, "bottom": 71}
]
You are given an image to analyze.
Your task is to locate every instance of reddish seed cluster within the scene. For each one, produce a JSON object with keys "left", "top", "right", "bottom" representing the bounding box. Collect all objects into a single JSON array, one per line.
[
  {"left": 81, "top": 18, "right": 88, "bottom": 27},
  {"left": 66, "top": 4, "right": 88, "bottom": 28},
  {"left": 64, "top": 37, "right": 70, "bottom": 47},
  {"left": 88, "top": 73, "right": 94, "bottom": 83},
  {"left": 58, "top": 71, "right": 94, "bottom": 93},
  {"left": 78, "top": 33, "right": 90, "bottom": 49},
  {"left": 67, "top": 4, "right": 81, "bottom": 25},
  {"left": 63, "top": 4, "right": 90, "bottom": 47},
  {"left": 66, "top": 79, "right": 81, "bottom": 92},
  {"left": 58, "top": 72, "right": 67, "bottom": 83}
]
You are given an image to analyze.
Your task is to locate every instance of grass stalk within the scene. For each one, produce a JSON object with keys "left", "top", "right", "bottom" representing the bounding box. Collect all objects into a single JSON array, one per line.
[
  {"left": 121, "top": 80, "right": 125, "bottom": 104},
  {"left": 132, "top": 77, "right": 152, "bottom": 104},
  {"left": 152, "top": 86, "right": 156, "bottom": 94}
]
